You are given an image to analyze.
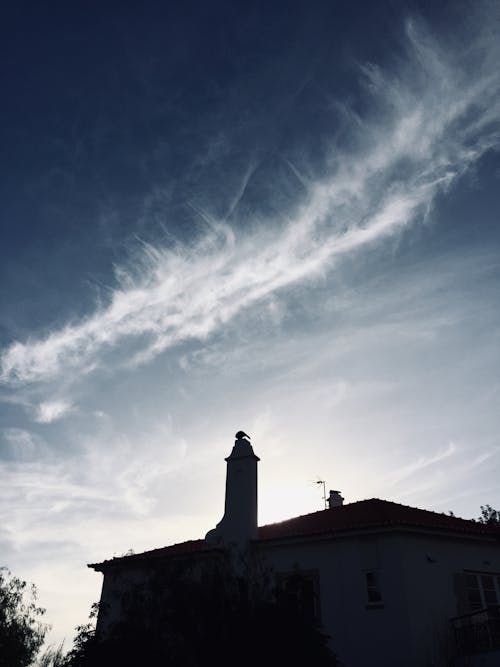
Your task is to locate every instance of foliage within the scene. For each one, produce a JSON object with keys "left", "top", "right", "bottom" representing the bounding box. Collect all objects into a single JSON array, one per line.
[
  {"left": 478, "top": 504, "right": 500, "bottom": 526},
  {"left": 0, "top": 567, "right": 47, "bottom": 667},
  {"left": 64, "top": 552, "right": 338, "bottom": 667},
  {"left": 61, "top": 603, "right": 100, "bottom": 667},
  {"left": 36, "top": 643, "right": 66, "bottom": 667}
]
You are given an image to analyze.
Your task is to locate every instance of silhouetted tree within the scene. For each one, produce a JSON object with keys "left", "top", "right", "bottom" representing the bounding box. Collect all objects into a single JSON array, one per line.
[
  {"left": 0, "top": 567, "right": 47, "bottom": 667},
  {"left": 37, "top": 643, "right": 66, "bottom": 667},
  {"left": 64, "top": 553, "right": 338, "bottom": 667},
  {"left": 62, "top": 604, "right": 100, "bottom": 667},
  {"left": 478, "top": 504, "right": 500, "bottom": 526}
]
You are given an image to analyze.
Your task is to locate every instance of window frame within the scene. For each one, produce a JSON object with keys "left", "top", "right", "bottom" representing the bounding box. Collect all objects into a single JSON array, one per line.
[
  {"left": 363, "top": 569, "right": 384, "bottom": 609},
  {"left": 463, "top": 570, "right": 500, "bottom": 612},
  {"left": 276, "top": 568, "right": 321, "bottom": 622}
]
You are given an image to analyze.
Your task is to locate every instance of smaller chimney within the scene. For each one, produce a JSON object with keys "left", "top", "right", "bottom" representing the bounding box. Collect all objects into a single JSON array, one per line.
[{"left": 328, "top": 490, "right": 344, "bottom": 508}]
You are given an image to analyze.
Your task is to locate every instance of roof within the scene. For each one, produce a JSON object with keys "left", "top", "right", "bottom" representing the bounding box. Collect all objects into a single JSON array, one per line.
[
  {"left": 257, "top": 498, "right": 500, "bottom": 541},
  {"left": 88, "top": 539, "right": 221, "bottom": 571},
  {"left": 88, "top": 499, "right": 500, "bottom": 571}
]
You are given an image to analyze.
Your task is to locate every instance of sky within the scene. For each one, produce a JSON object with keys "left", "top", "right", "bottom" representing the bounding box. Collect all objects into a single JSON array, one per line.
[{"left": 1, "top": 0, "right": 499, "bottom": 652}]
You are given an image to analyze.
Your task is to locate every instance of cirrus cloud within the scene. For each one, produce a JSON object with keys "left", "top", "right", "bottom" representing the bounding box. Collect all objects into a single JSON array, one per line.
[{"left": 1, "top": 18, "right": 499, "bottom": 389}]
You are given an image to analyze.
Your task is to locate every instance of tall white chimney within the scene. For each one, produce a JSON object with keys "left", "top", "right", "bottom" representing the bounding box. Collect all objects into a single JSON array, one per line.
[{"left": 205, "top": 431, "right": 260, "bottom": 547}]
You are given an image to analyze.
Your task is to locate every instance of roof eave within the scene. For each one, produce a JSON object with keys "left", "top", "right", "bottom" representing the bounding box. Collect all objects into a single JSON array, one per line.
[{"left": 87, "top": 544, "right": 224, "bottom": 572}]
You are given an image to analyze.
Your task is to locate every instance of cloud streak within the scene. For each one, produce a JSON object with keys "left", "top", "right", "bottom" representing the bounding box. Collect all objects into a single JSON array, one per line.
[
  {"left": 1, "top": 17, "right": 499, "bottom": 387},
  {"left": 385, "top": 441, "right": 457, "bottom": 487}
]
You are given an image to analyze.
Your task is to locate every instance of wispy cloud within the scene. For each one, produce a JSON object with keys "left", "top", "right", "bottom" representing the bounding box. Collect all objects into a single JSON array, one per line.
[
  {"left": 35, "top": 400, "right": 73, "bottom": 424},
  {"left": 385, "top": 441, "right": 457, "bottom": 487},
  {"left": 1, "top": 16, "right": 499, "bottom": 388}
]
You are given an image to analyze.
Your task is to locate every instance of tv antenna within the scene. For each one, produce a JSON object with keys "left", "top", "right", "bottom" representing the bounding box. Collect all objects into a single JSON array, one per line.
[{"left": 315, "top": 479, "right": 327, "bottom": 509}]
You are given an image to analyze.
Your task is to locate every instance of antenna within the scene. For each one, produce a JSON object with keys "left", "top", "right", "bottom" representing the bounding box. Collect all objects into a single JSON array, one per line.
[{"left": 316, "top": 479, "right": 327, "bottom": 509}]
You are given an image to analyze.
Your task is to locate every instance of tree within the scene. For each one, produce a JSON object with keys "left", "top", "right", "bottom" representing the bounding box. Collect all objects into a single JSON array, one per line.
[
  {"left": 37, "top": 643, "right": 66, "bottom": 667},
  {"left": 61, "top": 604, "right": 100, "bottom": 667},
  {"left": 478, "top": 504, "right": 500, "bottom": 526},
  {"left": 0, "top": 567, "right": 47, "bottom": 667},
  {"left": 64, "top": 553, "right": 338, "bottom": 667}
]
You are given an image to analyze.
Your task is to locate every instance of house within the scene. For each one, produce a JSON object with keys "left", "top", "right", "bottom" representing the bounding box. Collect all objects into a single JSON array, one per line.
[{"left": 89, "top": 432, "right": 500, "bottom": 667}]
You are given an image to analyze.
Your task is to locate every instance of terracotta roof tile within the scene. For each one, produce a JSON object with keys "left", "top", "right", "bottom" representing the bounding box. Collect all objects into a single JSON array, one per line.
[
  {"left": 257, "top": 498, "right": 500, "bottom": 541},
  {"left": 88, "top": 539, "right": 220, "bottom": 570}
]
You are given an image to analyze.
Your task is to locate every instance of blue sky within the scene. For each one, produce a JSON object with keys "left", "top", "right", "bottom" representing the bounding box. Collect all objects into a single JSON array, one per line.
[{"left": 1, "top": 0, "right": 499, "bottom": 651}]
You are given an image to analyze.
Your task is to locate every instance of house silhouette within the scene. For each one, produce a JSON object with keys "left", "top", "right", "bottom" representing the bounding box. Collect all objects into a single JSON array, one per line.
[{"left": 89, "top": 433, "right": 500, "bottom": 666}]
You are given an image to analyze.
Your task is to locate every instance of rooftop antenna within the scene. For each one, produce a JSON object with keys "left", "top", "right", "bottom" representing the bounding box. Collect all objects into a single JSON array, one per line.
[{"left": 316, "top": 479, "right": 327, "bottom": 509}]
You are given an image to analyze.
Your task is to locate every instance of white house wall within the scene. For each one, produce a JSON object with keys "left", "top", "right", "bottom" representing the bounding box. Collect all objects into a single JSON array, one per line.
[
  {"left": 93, "top": 528, "right": 500, "bottom": 666},
  {"left": 257, "top": 534, "right": 410, "bottom": 667},
  {"left": 258, "top": 531, "right": 500, "bottom": 667},
  {"left": 96, "top": 565, "right": 150, "bottom": 635},
  {"left": 395, "top": 532, "right": 500, "bottom": 667}
]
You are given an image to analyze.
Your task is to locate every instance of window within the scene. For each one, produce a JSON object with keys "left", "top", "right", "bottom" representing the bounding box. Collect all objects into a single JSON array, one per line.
[
  {"left": 364, "top": 570, "right": 383, "bottom": 607},
  {"left": 464, "top": 572, "right": 500, "bottom": 611},
  {"left": 277, "top": 570, "right": 320, "bottom": 621}
]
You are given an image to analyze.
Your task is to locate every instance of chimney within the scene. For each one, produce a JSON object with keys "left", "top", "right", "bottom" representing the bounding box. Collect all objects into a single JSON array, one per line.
[
  {"left": 205, "top": 431, "right": 260, "bottom": 547},
  {"left": 328, "top": 490, "right": 344, "bottom": 508}
]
